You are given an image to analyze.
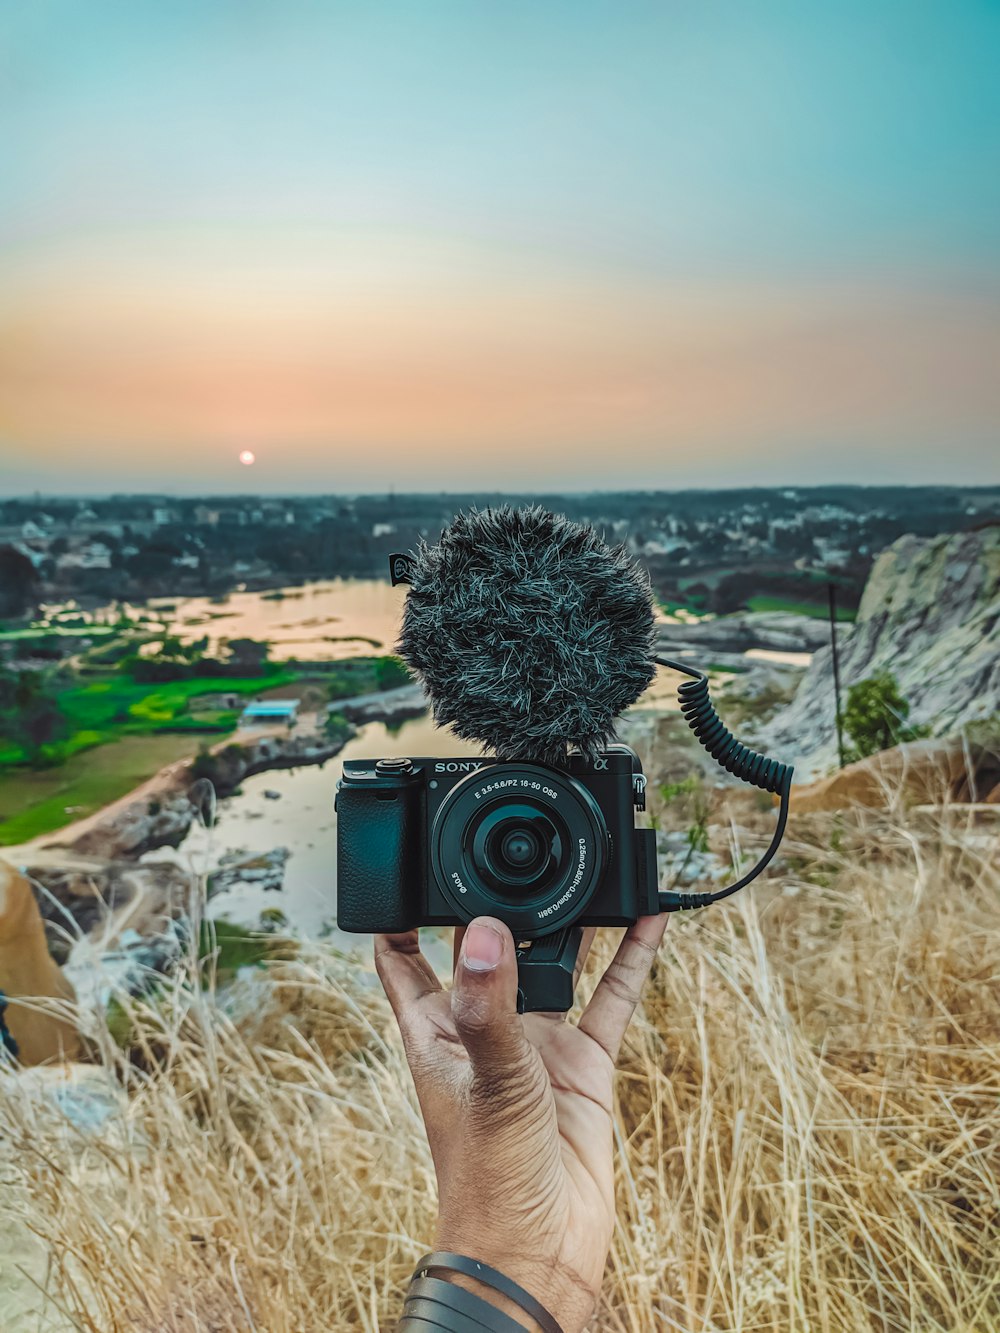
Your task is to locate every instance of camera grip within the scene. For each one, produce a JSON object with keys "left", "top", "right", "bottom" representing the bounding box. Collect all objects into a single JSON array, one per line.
[{"left": 336, "top": 786, "right": 422, "bottom": 933}]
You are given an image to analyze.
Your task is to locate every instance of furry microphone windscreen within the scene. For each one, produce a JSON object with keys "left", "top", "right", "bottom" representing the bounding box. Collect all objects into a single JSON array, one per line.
[{"left": 397, "top": 506, "right": 656, "bottom": 766}]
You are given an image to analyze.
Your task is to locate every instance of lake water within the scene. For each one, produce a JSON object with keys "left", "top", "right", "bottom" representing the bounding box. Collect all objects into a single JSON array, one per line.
[
  {"left": 48, "top": 579, "right": 410, "bottom": 662},
  {"left": 48, "top": 580, "right": 812, "bottom": 671}
]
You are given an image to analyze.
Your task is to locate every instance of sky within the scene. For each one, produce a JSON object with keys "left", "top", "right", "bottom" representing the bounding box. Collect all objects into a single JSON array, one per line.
[{"left": 1, "top": 0, "right": 998, "bottom": 495}]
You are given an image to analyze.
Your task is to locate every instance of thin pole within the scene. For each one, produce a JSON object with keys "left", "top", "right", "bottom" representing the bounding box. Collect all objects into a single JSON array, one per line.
[{"left": 828, "top": 581, "right": 845, "bottom": 769}]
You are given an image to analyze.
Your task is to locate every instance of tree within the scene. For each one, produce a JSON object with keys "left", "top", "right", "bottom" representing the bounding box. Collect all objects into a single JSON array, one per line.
[
  {"left": 226, "top": 639, "right": 270, "bottom": 672},
  {"left": 374, "top": 655, "right": 411, "bottom": 691},
  {"left": 0, "top": 669, "right": 68, "bottom": 765},
  {"left": 125, "top": 541, "right": 182, "bottom": 582},
  {"left": 0, "top": 545, "right": 39, "bottom": 617},
  {"left": 841, "top": 672, "right": 929, "bottom": 763}
]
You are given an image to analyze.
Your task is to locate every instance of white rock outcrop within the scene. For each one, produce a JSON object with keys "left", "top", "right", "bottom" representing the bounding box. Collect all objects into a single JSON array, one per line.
[{"left": 763, "top": 526, "right": 1000, "bottom": 778}]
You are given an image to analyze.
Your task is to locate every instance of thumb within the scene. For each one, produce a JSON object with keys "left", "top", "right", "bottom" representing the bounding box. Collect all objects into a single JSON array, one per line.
[{"left": 452, "top": 917, "right": 540, "bottom": 1107}]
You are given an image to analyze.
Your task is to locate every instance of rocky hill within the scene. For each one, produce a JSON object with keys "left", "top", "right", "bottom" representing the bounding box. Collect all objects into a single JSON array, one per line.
[{"left": 764, "top": 525, "right": 1000, "bottom": 777}]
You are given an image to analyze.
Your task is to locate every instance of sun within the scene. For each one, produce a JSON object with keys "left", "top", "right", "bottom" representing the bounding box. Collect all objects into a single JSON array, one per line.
[{"left": 238, "top": 450, "right": 256, "bottom": 466}]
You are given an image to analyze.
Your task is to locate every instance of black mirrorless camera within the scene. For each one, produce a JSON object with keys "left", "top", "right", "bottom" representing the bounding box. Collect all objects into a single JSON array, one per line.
[
  {"left": 336, "top": 745, "right": 658, "bottom": 1011},
  {"left": 335, "top": 514, "right": 793, "bottom": 1014}
]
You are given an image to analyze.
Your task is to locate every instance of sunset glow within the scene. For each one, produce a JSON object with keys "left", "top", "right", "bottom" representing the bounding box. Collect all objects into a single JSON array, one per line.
[{"left": 1, "top": 2, "right": 997, "bottom": 493}]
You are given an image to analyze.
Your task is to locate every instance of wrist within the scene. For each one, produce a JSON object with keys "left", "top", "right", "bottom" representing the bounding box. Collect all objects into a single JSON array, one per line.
[
  {"left": 430, "top": 1238, "right": 595, "bottom": 1333},
  {"left": 441, "top": 1271, "right": 548, "bottom": 1330}
]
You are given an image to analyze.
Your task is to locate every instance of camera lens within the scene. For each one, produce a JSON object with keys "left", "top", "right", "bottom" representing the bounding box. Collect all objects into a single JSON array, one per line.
[{"left": 430, "top": 762, "right": 609, "bottom": 937}]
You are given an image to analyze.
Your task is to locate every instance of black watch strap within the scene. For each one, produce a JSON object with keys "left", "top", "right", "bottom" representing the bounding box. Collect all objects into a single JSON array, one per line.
[
  {"left": 410, "top": 1252, "right": 565, "bottom": 1333},
  {"left": 401, "top": 1275, "right": 529, "bottom": 1330}
]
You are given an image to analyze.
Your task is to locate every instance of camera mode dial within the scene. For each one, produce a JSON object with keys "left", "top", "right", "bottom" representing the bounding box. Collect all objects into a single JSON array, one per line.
[{"left": 376, "top": 758, "right": 414, "bottom": 774}]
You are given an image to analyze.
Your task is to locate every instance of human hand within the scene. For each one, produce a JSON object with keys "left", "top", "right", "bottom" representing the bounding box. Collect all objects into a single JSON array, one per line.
[{"left": 375, "top": 913, "right": 668, "bottom": 1332}]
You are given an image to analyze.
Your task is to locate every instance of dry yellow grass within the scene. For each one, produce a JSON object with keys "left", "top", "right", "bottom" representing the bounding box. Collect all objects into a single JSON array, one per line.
[{"left": 2, "top": 798, "right": 999, "bottom": 1331}]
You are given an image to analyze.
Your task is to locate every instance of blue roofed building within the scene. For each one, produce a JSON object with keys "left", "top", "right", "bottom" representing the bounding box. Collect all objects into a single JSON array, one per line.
[{"left": 240, "top": 699, "right": 301, "bottom": 726}]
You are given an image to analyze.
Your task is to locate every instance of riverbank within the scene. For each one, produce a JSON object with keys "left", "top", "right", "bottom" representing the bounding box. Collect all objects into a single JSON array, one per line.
[
  {"left": 0, "top": 651, "right": 413, "bottom": 845},
  {"left": 0, "top": 734, "right": 207, "bottom": 849},
  {"left": 2, "top": 677, "right": 430, "bottom": 864}
]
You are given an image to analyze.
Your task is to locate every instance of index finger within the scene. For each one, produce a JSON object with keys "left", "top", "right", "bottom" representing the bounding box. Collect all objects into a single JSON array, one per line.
[
  {"left": 374, "top": 930, "right": 442, "bottom": 1022},
  {"left": 576, "top": 914, "right": 668, "bottom": 1062}
]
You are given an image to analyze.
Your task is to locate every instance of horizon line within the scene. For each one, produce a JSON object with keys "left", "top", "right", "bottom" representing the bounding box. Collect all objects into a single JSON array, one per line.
[{"left": 5, "top": 481, "right": 1000, "bottom": 502}]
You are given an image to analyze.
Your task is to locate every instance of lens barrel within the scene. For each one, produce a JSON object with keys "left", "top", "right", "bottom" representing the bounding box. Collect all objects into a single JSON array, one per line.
[{"left": 430, "top": 762, "right": 608, "bottom": 936}]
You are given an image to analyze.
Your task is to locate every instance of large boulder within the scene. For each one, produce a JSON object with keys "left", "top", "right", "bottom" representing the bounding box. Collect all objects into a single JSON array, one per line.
[
  {"left": 0, "top": 861, "right": 81, "bottom": 1064},
  {"left": 764, "top": 527, "right": 1000, "bottom": 777},
  {"left": 791, "top": 737, "right": 1000, "bottom": 813},
  {"left": 655, "top": 610, "right": 831, "bottom": 656},
  {"left": 22, "top": 858, "right": 202, "bottom": 1009},
  {"left": 65, "top": 789, "right": 199, "bottom": 859},
  {"left": 331, "top": 682, "right": 428, "bottom": 726},
  {"left": 25, "top": 858, "right": 195, "bottom": 965}
]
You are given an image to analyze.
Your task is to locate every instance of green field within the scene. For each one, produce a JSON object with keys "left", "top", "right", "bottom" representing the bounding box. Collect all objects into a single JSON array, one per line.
[
  {"left": 0, "top": 733, "right": 210, "bottom": 845},
  {"left": 658, "top": 598, "right": 707, "bottom": 618},
  {"left": 0, "top": 669, "right": 299, "bottom": 842},
  {"left": 0, "top": 652, "right": 407, "bottom": 843},
  {"left": 746, "top": 595, "right": 856, "bottom": 622},
  {"left": 0, "top": 625, "right": 121, "bottom": 641},
  {"left": 0, "top": 666, "right": 301, "bottom": 842},
  {"left": 59, "top": 671, "right": 295, "bottom": 729},
  {"left": 0, "top": 670, "right": 296, "bottom": 768},
  {"left": 660, "top": 592, "right": 857, "bottom": 623}
]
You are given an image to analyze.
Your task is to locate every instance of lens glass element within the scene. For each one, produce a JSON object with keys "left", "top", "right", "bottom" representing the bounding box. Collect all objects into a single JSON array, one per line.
[
  {"left": 472, "top": 804, "right": 563, "bottom": 899},
  {"left": 500, "top": 829, "right": 538, "bottom": 867}
]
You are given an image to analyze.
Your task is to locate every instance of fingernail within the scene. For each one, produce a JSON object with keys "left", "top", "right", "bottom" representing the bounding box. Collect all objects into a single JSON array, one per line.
[{"left": 463, "top": 922, "right": 504, "bottom": 972}]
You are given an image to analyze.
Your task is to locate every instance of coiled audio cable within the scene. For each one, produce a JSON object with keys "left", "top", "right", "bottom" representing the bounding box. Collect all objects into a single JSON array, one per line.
[{"left": 655, "top": 656, "right": 794, "bottom": 911}]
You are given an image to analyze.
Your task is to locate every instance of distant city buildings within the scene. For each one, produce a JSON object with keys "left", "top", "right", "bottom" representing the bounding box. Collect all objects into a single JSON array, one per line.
[{"left": 0, "top": 486, "right": 996, "bottom": 622}]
